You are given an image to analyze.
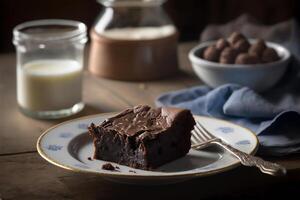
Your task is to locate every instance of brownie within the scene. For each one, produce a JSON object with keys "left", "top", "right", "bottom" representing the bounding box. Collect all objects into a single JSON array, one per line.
[{"left": 88, "top": 105, "right": 195, "bottom": 170}]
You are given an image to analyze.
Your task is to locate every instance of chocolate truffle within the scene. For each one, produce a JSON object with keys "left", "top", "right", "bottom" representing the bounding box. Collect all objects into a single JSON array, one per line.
[
  {"left": 220, "top": 47, "right": 238, "bottom": 64},
  {"left": 203, "top": 45, "right": 220, "bottom": 62},
  {"left": 261, "top": 48, "right": 280, "bottom": 63},
  {"left": 235, "top": 53, "right": 260, "bottom": 64},
  {"left": 233, "top": 39, "right": 250, "bottom": 53},
  {"left": 215, "top": 38, "right": 230, "bottom": 51},
  {"left": 248, "top": 39, "right": 267, "bottom": 57},
  {"left": 227, "top": 32, "right": 246, "bottom": 45}
]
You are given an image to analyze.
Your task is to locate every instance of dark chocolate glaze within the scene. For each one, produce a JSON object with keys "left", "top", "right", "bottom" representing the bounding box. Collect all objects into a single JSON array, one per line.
[{"left": 96, "top": 105, "right": 187, "bottom": 138}]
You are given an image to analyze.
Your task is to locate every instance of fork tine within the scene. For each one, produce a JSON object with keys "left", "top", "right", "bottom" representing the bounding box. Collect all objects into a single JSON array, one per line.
[
  {"left": 192, "top": 130, "right": 205, "bottom": 143},
  {"left": 194, "top": 124, "right": 205, "bottom": 139},
  {"left": 197, "top": 121, "right": 215, "bottom": 140},
  {"left": 191, "top": 131, "right": 210, "bottom": 149},
  {"left": 191, "top": 132, "right": 200, "bottom": 144},
  {"left": 194, "top": 127, "right": 207, "bottom": 142},
  {"left": 195, "top": 122, "right": 211, "bottom": 140},
  {"left": 191, "top": 137, "right": 199, "bottom": 145},
  {"left": 190, "top": 138, "right": 197, "bottom": 145}
]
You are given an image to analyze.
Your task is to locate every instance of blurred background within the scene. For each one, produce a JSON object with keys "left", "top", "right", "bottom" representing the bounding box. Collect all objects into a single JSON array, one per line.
[{"left": 0, "top": 0, "right": 299, "bottom": 52}]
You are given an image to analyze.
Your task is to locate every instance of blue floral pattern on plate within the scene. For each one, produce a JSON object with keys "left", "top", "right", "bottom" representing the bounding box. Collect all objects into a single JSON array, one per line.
[
  {"left": 216, "top": 127, "right": 234, "bottom": 134},
  {"left": 74, "top": 163, "right": 90, "bottom": 169},
  {"left": 47, "top": 144, "right": 63, "bottom": 151},
  {"left": 59, "top": 132, "right": 73, "bottom": 138},
  {"left": 77, "top": 123, "right": 89, "bottom": 130},
  {"left": 236, "top": 140, "right": 251, "bottom": 145}
]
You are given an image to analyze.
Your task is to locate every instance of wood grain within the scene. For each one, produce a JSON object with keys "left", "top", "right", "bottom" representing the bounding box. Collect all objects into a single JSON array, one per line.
[{"left": 1, "top": 153, "right": 298, "bottom": 200}]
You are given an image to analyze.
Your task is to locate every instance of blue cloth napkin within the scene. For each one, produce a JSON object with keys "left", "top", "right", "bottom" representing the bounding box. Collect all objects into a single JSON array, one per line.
[
  {"left": 156, "top": 84, "right": 300, "bottom": 156},
  {"left": 156, "top": 19, "right": 300, "bottom": 156}
]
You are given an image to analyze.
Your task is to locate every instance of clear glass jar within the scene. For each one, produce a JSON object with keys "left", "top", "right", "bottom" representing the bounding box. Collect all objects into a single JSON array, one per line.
[
  {"left": 89, "top": 0, "right": 178, "bottom": 81},
  {"left": 13, "top": 19, "right": 87, "bottom": 119}
]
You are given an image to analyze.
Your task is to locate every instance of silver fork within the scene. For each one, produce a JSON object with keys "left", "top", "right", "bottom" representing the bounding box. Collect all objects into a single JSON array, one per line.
[{"left": 191, "top": 121, "right": 287, "bottom": 176}]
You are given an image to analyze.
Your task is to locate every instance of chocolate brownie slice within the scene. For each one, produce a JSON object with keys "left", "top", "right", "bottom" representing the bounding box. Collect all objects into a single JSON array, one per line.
[{"left": 88, "top": 105, "right": 195, "bottom": 170}]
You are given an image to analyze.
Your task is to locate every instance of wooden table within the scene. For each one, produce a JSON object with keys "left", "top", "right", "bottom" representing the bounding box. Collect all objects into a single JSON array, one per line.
[{"left": 0, "top": 43, "right": 299, "bottom": 200}]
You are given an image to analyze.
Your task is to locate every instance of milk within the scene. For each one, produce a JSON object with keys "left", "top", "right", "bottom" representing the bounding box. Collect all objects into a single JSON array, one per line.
[{"left": 17, "top": 59, "right": 83, "bottom": 111}]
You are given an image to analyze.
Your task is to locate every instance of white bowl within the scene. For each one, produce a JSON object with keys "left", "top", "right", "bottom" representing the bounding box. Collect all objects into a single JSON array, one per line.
[{"left": 188, "top": 40, "right": 291, "bottom": 92}]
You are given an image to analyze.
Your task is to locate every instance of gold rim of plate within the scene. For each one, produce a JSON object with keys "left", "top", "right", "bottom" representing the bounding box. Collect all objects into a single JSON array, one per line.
[{"left": 37, "top": 113, "right": 259, "bottom": 180}]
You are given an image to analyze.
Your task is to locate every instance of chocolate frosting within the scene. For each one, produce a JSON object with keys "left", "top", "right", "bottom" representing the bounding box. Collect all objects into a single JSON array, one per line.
[{"left": 99, "top": 105, "right": 188, "bottom": 138}]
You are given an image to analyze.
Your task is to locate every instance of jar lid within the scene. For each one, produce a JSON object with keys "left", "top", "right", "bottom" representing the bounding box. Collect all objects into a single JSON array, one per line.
[
  {"left": 98, "top": 0, "right": 166, "bottom": 7},
  {"left": 13, "top": 19, "right": 87, "bottom": 45}
]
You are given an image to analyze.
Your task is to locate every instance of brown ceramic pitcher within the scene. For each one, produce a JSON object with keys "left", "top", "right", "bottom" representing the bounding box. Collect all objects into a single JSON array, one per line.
[{"left": 88, "top": 0, "right": 178, "bottom": 81}]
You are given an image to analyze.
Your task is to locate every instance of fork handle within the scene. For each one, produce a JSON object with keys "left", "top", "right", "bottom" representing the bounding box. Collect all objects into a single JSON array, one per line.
[{"left": 213, "top": 140, "right": 287, "bottom": 176}]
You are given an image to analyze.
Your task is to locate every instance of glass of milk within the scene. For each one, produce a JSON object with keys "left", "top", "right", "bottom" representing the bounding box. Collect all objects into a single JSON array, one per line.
[{"left": 13, "top": 19, "right": 87, "bottom": 119}]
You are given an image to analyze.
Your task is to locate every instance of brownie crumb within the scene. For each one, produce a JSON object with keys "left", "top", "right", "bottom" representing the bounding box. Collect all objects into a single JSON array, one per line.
[
  {"left": 102, "top": 163, "right": 115, "bottom": 171},
  {"left": 87, "top": 157, "right": 92, "bottom": 161},
  {"left": 115, "top": 166, "right": 120, "bottom": 169},
  {"left": 129, "top": 170, "right": 136, "bottom": 173}
]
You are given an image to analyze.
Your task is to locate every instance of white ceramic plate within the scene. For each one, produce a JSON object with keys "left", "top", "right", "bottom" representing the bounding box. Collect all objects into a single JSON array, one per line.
[{"left": 37, "top": 113, "right": 258, "bottom": 185}]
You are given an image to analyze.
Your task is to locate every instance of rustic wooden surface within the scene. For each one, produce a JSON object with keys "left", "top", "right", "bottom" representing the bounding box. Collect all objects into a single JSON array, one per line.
[{"left": 0, "top": 42, "right": 299, "bottom": 200}]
